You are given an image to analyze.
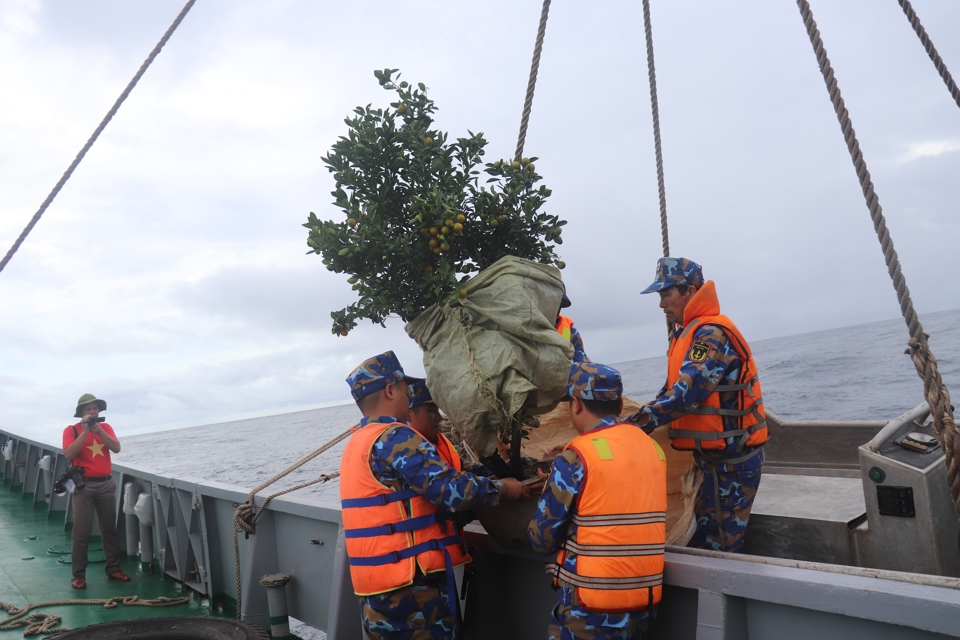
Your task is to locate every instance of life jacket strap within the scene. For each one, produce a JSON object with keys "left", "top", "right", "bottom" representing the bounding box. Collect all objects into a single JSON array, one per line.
[
  {"left": 699, "top": 445, "right": 765, "bottom": 467},
  {"left": 546, "top": 565, "right": 663, "bottom": 590},
  {"left": 341, "top": 488, "right": 419, "bottom": 509},
  {"left": 669, "top": 411, "right": 766, "bottom": 442},
  {"left": 346, "top": 535, "right": 462, "bottom": 567},
  {"left": 562, "top": 540, "right": 665, "bottom": 557},
  {"left": 343, "top": 511, "right": 452, "bottom": 539},
  {"left": 572, "top": 512, "right": 666, "bottom": 527},
  {"left": 713, "top": 373, "right": 759, "bottom": 393}
]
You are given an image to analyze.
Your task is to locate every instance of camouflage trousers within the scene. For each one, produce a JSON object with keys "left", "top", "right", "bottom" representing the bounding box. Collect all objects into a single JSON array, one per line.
[
  {"left": 689, "top": 463, "right": 762, "bottom": 553},
  {"left": 359, "top": 581, "right": 458, "bottom": 640},
  {"left": 547, "top": 585, "right": 654, "bottom": 640}
]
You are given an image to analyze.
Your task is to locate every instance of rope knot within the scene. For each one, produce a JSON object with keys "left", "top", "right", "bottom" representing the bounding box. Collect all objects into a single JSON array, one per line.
[{"left": 234, "top": 500, "right": 258, "bottom": 534}]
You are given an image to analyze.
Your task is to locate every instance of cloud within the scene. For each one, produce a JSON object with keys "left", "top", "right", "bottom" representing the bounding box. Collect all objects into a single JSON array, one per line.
[{"left": 897, "top": 139, "right": 960, "bottom": 164}]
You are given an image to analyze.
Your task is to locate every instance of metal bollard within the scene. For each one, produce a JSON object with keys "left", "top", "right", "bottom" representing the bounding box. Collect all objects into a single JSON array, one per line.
[{"left": 259, "top": 573, "right": 292, "bottom": 639}]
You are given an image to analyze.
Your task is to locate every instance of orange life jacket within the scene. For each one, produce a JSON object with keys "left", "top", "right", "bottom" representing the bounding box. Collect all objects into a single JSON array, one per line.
[
  {"left": 339, "top": 421, "right": 470, "bottom": 596},
  {"left": 433, "top": 434, "right": 462, "bottom": 472},
  {"left": 548, "top": 422, "right": 667, "bottom": 612},
  {"left": 667, "top": 281, "right": 768, "bottom": 451},
  {"left": 556, "top": 315, "right": 574, "bottom": 342}
]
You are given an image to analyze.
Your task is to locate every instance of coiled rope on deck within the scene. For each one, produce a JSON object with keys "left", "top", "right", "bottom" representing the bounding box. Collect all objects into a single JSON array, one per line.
[
  {"left": 514, "top": 0, "right": 552, "bottom": 160},
  {"left": 897, "top": 0, "right": 960, "bottom": 111},
  {"left": 0, "top": 596, "right": 189, "bottom": 636},
  {"left": 0, "top": 0, "right": 196, "bottom": 276},
  {"left": 231, "top": 425, "right": 356, "bottom": 619},
  {"left": 795, "top": 0, "right": 960, "bottom": 517}
]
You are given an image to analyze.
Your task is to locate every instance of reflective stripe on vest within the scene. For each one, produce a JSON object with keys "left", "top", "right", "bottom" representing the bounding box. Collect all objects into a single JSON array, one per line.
[
  {"left": 556, "top": 315, "right": 574, "bottom": 342},
  {"left": 666, "top": 282, "right": 767, "bottom": 451},
  {"left": 339, "top": 421, "right": 470, "bottom": 596},
  {"left": 551, "top": 423, "right": 666, "bottom": 612}
]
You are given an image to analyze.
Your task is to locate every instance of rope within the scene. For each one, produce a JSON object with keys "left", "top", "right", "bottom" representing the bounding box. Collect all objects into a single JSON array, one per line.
[
  {"left": 0, "top": 0, "right": 196, "bottom": 276},
  {"left": 514, "top": 0, "right": 552, "bottom": 160},
  {"left": 640, "top": 0, "right": 675, "bottom": 340},
  {"left": 0, "top": 595, "right": 189, "bottom": 636},
  {"left": 231, "top": 425, "right": 355, "bottom": 619},
  {"left": 897, "top": 0, "right": 960, "bottom": 110},
  {"left": 641, "top": 0, "right": 670, "bottom": 259},
  {"left": 795, "top": 0, "right": 960, "bottom": 517}
]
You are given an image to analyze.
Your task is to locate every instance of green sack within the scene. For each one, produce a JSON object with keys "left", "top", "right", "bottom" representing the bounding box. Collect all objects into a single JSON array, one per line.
[{"left": 405, "top": 256, "right": 574, "bottom": 457}]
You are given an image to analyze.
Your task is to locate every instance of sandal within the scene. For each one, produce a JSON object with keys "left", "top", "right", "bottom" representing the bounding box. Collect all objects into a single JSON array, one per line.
[
  {"left": 107, "top": 570, "right": 131, "bottom": 582},
  {"left": 71, "top": 577, "right": 86, "bottom": 589}
]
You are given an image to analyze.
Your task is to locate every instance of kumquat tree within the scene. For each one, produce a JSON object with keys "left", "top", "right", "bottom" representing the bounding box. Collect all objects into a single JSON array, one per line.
[{"left": 304, "top": 69, "right": 566, "bottom": 335}]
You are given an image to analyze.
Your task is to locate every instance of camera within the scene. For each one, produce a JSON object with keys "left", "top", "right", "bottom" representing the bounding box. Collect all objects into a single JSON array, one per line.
[
  {"left": 54, "top": 466, "right": 86, "bottom": 495},
  {"left": 85, "top": 416, "right": 105, "bottom": 425}
]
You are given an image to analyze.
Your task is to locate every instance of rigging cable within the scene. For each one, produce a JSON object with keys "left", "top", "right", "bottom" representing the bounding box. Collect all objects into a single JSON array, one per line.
[
  {"left": 641, "top": 0, "right": 670, "bottom": 259},
  {"left": 795, "top": 0, "right": 960, "bottom": 517},
  {"left": 640, "top": 0, "right": 676, "bottom": 339},
  {"left": 515, "top": 0, "right": 552, "bottom": 160},
  {"left": 0, "top": 0, "right": 197, "bottom": 276},
  {"left": 897, "top": 0, "right": 960, "bottom": 110}
]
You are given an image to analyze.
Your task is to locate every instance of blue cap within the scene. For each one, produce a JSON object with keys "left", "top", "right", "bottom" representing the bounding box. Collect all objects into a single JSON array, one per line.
[
  {"left": 346, "top": 351, "right": 411, "bottom": 401},
  {"left": 407, "top": 378, "right": 435, "bottom": 408},
  {"left": 560, "top": 294, "right": 571, "bottom": 308},
  {"left": 640, "top": 257, "right": 704, "bottom": 294},
  {"left": 565, "top": 362, "right": 623, "bottom": 401}
]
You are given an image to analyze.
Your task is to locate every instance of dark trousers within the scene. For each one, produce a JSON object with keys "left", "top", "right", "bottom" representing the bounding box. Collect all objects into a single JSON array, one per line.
[{"left": 71, "top": 477, "right": 121, "bottom": 578}]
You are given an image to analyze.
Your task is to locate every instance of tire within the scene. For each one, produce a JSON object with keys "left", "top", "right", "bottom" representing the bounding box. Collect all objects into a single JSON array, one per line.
[{"left": 51, "top": 616, "right": 270, "bottom": 639}]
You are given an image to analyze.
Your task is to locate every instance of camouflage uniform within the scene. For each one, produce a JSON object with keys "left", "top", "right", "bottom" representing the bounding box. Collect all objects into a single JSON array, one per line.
[
  {"left": 345, "top": 352, "right": 506, "bottom": 640},
  {"left": 357, "top": 416, "right": 505, "bottom": 638},
  {"left": 529, "top": 364, "right": 657, "bottom": 640},
  {"left": 569, "top": 325, "right": 589, "bottom": 364},
  {"left": 629, "top": 258, "right": 764, "bottom": 553}
]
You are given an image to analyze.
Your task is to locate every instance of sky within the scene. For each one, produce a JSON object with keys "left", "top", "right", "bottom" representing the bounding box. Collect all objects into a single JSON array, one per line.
[{"left": 1, "top": 0, "right": 958, "bottom": 444}]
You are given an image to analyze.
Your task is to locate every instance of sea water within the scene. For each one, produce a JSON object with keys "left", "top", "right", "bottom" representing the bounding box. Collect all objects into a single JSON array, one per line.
[{"left": 122, "top": 308, "right": 960, "bottom": 504}]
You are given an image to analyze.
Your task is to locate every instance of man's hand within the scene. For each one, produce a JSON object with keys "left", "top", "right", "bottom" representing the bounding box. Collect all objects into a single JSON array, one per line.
[
  {"left": 84, "top": 416, "right": 102, "bottom": 435},
  {"left": 498, "top": 478, "right": 531, "bottom": 502}
]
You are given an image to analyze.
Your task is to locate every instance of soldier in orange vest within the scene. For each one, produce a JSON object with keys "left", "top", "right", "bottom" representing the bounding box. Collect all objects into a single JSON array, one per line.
[
  {"left": 340, "top": 351, "right": 530, "bottom": 639},
  {"left": 529, "top": 362, "right": 666, "bottom": 640},
  {"left": 627, "top": 257, "right": 767, "bottom": 553},
  {"left": 407, "top": 378, "right": 494, "bottom": 481}
]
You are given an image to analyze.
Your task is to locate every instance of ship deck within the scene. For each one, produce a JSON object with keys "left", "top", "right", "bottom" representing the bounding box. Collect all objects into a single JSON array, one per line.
[{"left": 0, "top": 482, "right": 231, "bottom": 634}]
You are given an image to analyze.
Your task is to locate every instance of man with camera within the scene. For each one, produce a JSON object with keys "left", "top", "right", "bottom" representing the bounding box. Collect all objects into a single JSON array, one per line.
[{"left": 62, "top": 393, "right": 130, "bottom": 589}]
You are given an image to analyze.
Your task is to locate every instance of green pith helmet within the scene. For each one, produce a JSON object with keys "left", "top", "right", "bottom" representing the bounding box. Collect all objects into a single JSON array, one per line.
[{"left": 74, "top": 393, "right": 107, "bottom": 418}]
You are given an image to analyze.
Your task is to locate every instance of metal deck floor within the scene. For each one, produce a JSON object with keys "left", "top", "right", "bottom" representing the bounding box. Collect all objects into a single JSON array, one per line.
[{"left": 0, "top": 483, "right": 231, "bottom": 633}]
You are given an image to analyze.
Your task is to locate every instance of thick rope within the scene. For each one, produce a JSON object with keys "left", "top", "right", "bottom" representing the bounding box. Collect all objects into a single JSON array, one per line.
[
  {"left": 514, "top": 0, "right": 552, "bottom": 160},
  {"left": 231, "top": 425, "right": 355, "bottom": 619},
  {"left": 796, "top": 0, "right": 960, "bottom": 517},
  {"left": 641, "top": 0, "right": 670, "bottom": 259},
  {"left": 0, "top": 595, "right": 189, "bottom": 636},
  {"left": 0, "top": 0, "right": 196, "bottom": 276},
  {"left": 640, "top": 0, "right": 675, "bottom": 339},
  {"left": 897, "top": 0, "right": 960, "bottom": 110}
]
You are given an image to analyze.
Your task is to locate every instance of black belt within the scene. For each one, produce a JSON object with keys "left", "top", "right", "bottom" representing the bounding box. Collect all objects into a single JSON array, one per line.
[{"left": 85, "top": 475, "right": 112, "bottom": 482}]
